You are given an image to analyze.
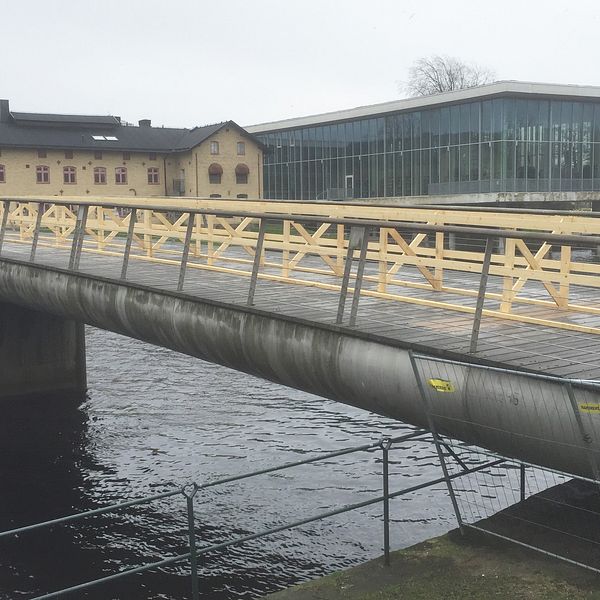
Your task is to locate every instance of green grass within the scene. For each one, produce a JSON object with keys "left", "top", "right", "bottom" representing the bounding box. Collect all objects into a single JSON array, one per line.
[{"left": 266, "top": 530, "right": 600, "bottom": 600}]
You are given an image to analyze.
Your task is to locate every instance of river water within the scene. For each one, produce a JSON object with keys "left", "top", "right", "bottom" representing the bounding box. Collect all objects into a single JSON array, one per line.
[{"left": 0, "top": 327, "right": 455, "bottom": 600}]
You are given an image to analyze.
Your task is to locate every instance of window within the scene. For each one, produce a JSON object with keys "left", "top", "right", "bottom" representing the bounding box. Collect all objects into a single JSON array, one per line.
[
  {"left": 94, "top": 151, "right": 103, "bottom": 160},
  {"left": 237, "top": 142, "right": 246, "bottom": 155},
  {"left": 63, "top": 166, "right": 76, "bottom": 184},
  {"left": 94, "top": 167, "right": 107, "bottom": 184},
  {"left": 210, "top": 141, "right": 219, "bottom": 155},
  {"left": 149, "top": 153, "right": 157, "bottom": 161},
  {"left": 208, "top": 163, "right": 223, "bottom": 184},
  {"left": 235, "top": 163, "right": 249, "bottom": 184},
  {"left": 123, "top": 152, "right": 131, "bottom": 160},
  {"left": 0, "top": 164, "right": 4, "bottom": 183},
  {"left": 237, "top": 194, "right": 248, "bottom": 199},
  {"left": 209, "top": 194, "right": 222, "bottom": 198},
  {"left": 115, "top": 167, "right": 127, "bottom": 184},
  {"left": 36, "top": 165, "right": 50, "bottom": 183},
  {"left": 37, "top": 149, "right": 47, "bottom": 158},
  {"left": 65, "top": 150, "right": 74, "bottom": 159},
  {"left": 147, "top": 167, "right": 159, "bottom": 184}
]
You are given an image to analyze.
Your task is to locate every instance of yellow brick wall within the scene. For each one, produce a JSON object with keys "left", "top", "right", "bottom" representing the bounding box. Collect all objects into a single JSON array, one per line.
[
  {"left": 0, "top": 148, "right": 167, "bottom": 197},
  {"left": 0, "top": 126, "right": 263, "bottom": 200}
]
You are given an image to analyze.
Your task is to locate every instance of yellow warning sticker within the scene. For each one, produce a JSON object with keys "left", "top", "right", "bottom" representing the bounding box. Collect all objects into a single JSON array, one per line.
[
  {"left": 428, "top": 379, "right": 455, "bottom": 393},
  {"left": 579, "top": 403, "right": 600, "bottom": 414}
]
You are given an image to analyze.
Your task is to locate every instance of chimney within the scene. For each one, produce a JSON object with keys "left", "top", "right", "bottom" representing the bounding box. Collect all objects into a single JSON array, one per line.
[
  {"left": 138, "top": 119, "right": 151, "bottom": 127},
  {"left": 0, "top": 99, "right": 10, "bottom": 123}
]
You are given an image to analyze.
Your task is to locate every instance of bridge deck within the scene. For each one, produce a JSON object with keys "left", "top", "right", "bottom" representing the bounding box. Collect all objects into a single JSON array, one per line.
[{"left": 3, "top": 240, "right": 600, "bottom": 382}]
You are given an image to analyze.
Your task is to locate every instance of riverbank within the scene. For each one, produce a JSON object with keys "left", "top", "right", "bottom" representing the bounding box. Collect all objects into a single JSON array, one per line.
[{"left": 266, "top": 527, "right": 600, "bottom": 600}]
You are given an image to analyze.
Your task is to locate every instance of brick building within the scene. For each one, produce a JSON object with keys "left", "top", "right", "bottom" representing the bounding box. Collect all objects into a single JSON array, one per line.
[{"left": 0, "top": 99, "right": 264, "bottom": 199}]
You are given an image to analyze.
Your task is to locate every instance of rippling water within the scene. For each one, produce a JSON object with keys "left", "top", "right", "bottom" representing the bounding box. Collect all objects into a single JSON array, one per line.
[{"left": 0, "top": 327, "right": 455, "bottom": 599}]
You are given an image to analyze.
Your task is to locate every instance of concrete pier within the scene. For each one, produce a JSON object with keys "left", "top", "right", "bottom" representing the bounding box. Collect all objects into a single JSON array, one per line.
[{"left": 0, "top": 302, "right": 86, "bottom": 400}]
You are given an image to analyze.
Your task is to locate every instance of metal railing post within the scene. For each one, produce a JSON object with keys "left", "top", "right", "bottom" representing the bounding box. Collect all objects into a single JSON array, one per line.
[
  {"left": 336, "top": 226, "right": 365, "bottom": 325},
  {"left": 120, "top": 208, "right": 137, "bottom": 280},
  {"left": 247, "top": 218, "right": 267, "bottom": 306},
  {"left": 29, "top": 202, "right": 44, "bottom": 262},
  {"left": 69, "top": 204, "right": 89, "bottom": 271},
  {"left": 408, "top": 350, "right": 464, "bottom": 534},
  {"left": 0, "top": 200, "right": 9, "bottom": 255},
  {"left": 469, "top": 236, "right": 494, "bottom": 353},
  {"left": 349, "top": 226, "right": 369, "bottom": 327},
  {"left": 380, "top": 437, "right": 392, "bottom": 566},
  {"left": 519, "top": 463, "right": 526, "bottom": 502},
  {"left": 178, "top": 212, "right": 195, "bottom": 292},
  {"left": 183, "top": 484, "right": 200, "bottom": 600}
]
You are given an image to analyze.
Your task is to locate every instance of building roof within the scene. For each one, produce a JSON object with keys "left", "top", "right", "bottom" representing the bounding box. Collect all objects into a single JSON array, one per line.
[
  {"left": 0, "top": 102, "right": 265, "bottom": 153},
  {"left": 246, "top": 80, "right": 600, "bottom": 134}
]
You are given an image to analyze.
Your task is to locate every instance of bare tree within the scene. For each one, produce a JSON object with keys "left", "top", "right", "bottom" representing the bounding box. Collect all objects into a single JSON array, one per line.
[{"left": 405, "top": 55, "right": 495, "bottom": 97}]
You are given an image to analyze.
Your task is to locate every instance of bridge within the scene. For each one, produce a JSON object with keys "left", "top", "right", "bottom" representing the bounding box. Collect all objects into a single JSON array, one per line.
[{"left": 1, "top": 196, "right": 600, "bottom": 480}]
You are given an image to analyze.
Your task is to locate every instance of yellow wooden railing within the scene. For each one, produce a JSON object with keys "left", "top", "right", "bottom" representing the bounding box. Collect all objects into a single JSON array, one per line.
[{"left": 2, "top": 196, "right": 600, "bottom": 335}]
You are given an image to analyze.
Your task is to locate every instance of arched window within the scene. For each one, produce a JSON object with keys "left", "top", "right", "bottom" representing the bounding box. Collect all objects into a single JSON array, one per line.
[
  {"left": 63, "top": 166, "right": 77, "bottom": 184},
  {"left": 0, "top": 164, "right": 5, "bottom": 183},
  {"left": 36, "top": 165, "right": 50, "bottom": 184},
  {"left": 208, "top": 163, "right": 223, "bottom": 184},
  {"left": 115, "top": 167, "right": 128, "bottom": 185},
  {"left": 235, "top": 163, "right": 249, "bottom": 184},
  {"left": 94, "top": 167, "right": 107, "bottom": 184}
]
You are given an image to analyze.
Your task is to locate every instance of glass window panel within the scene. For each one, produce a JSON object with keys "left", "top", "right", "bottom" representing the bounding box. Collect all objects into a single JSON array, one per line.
[
  {"left": 345, "top": 123, "right": 353, "bottom": 156},
  {"left": 469, "top": 143, "right": 479, "bottom": 181},
  {"left": 537, "top": 101, "right": 549, "bottom": 142},
  {"left": 402, "top": 151, "right": 412, "bottom": 196},
  {"left": 430, "top": 109, "right": 440, "bottom": 148},
  {"left": 440, "top": 108, "right": 450, "bottom": 147},
  {"left": 395, "top": 152, "right": 403, "bottom": 196},
  {"left": 450, "top": 106, "right": 460, "bottom": 146},
  {"left": 421, "top": 111, "right": 430, "bottom": 149},
  {"left": 503, "top": 99, "right": 515, "bottom": 140},
  {"left": 516, "top": 100, "right": 527, "bottom": 141},
  {"left": 572, "top": 102, "right": 583, "bottom": 144},
  {"left": 412, "top": 113, "right": 421, "bottom": 151},
  {"left": 491, "top": 99, "right": 503, "bottom": 141},
  {"left": 470, "top": 103, "right": 479, "bottom": 143},
  {"left": 421, "top": 148, "right": 430, "bottom": 194},
  {"left": 481, "top": 101, "right": 492, "bottom": 142},
  {"left": 449, "top": 146, "right": 459, "bottom": 183},
  {"left": 460, "top": 104, "right": 470, "bottom": 145},
  {"left": 412, "top": 150, "right": 421, "bottom": 195},
  {"left": 460, "top": 145, "right": 469, "bottom": 181},
  {"left": 376, "top": 118, "right": 385, "bottom": 154},
  {"left": 403, "top": 115, "right": 412, "bottom": 151},
  {"left": 440, "top": 146, "right": 449, "bottom": 184},
  {"left": 431, "top": 147, "right": 440, "bottom": 186}
]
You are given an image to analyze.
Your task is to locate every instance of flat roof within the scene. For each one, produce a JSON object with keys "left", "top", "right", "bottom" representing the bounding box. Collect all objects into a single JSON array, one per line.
[{"left": 246, "top": 80, "right": 600, "bottom": 134}]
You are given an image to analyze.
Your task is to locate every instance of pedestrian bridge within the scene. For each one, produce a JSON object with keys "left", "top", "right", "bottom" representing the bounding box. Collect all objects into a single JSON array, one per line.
[{"left": 1, "top": 196, "right": 600, "bottom": 479}]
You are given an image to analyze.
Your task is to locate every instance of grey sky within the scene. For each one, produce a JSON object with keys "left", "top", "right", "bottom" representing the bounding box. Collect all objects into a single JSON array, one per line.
[{"left": 3, "top": 0, "right": 600, "bottom": 129}]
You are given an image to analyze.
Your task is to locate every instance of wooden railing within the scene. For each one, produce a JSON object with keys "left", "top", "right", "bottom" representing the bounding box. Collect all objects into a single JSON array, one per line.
[{"left": 1, "top": 196, "right": 600, "bottom": 337}]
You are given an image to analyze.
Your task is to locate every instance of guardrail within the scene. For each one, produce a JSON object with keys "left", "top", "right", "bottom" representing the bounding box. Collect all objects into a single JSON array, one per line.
[
  {"left": 0, "top": 430, "right": 507, "bottom": 599},
  {"left": 1, "top": 197, "right": 600, "bottom": 342}
]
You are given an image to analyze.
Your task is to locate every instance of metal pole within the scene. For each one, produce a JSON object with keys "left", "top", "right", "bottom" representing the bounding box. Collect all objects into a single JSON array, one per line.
[
  {"left": 184, "top": 484, "right": 200, "bottom": 600},
  {"left": 349, "top": 226, "right": 369, "bottom": 327},
  {"left": 120, "top": 208, "right": 137, "bottom": 280},
  {"left": 469, "top": 236, "right": 494, "bottom": 353},
  {"left": 68, "top": 204, "right": 88, "bottom": 271},
  {"left": 380, "top": 437, "right": 392, "bottom": 566},
  {"left": 408, "top": 350, "right": 464, "bottom": 534},
  {"left": 0, "top": 200, "right": 9, "bottom": 254},
  {"left": 519, "top": 463, "right": 526, "bottom": 502},
  {"left": 178, "top": 213, "right": 195, "bottom": 292},
  {"left": 336, "top": 226, "right": 364, "bottom": 324},
  {"left": 29, "top": 202, "right": 44, "bottom": 262},
  {"left": 247, "top": 218, "right": 267, "bottom": 306}
]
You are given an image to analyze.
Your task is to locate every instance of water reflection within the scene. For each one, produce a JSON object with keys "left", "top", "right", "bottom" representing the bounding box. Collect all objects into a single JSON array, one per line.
[{"left": 0, "top": 327, "right": 454, "bottom": 599}]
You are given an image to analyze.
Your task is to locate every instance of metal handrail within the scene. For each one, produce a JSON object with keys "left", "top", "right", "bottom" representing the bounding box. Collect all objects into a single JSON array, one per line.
[
  {"left": 2, "top": 197, "right": 599, "bottom": 245},
  {"left": 0, "top": 429, "right": 505, "bottom": 600}
]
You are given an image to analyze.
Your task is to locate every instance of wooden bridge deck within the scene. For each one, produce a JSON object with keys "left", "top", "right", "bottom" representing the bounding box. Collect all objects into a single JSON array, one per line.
[{"left": 3, "top": 240, "right": 600, "bottom": 382}]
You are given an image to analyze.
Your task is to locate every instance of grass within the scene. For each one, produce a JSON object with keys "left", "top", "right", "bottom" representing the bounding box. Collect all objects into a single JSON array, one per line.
[{"left": 266, "top": 529, "right": 600, "bottom": 600}]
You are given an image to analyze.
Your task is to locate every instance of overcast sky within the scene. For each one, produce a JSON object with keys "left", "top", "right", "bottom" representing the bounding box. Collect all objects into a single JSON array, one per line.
[{"left": 2, "top": 0, "right": 600, "bottom": 129}]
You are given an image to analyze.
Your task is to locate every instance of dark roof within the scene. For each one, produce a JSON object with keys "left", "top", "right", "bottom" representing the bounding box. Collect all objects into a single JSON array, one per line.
[
  {"left": 11, "top": 112, "right": 121, "bottom": 127},
  {"left": 0, "top": 104, "right": 265, "bottom": 153}
]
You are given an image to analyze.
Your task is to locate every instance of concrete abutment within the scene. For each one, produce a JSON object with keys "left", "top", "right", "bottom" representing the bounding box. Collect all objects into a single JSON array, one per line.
[{"left": 0, "top": 302, "right": 86, "bottom": 401}]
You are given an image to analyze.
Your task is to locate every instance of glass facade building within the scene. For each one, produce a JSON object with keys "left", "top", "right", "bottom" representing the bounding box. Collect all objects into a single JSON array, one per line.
[{"left": 252, "top": 85, "right": 600, "bottom": 200}]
